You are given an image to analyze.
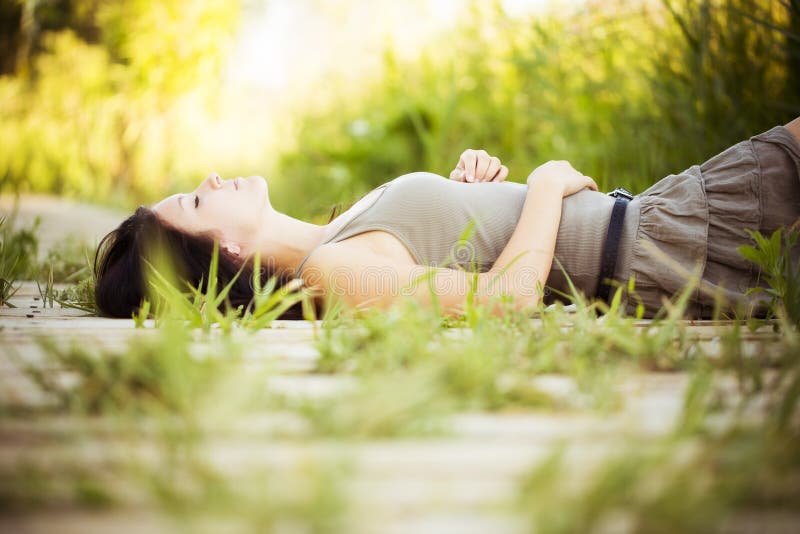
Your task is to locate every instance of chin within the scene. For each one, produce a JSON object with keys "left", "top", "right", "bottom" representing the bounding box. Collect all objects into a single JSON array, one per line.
[
  {"left": 252, "top": 175, "right": 267, "bottom": 188},
  {"left": 257, "top": 176, "right": 271, "bottom": 207}
]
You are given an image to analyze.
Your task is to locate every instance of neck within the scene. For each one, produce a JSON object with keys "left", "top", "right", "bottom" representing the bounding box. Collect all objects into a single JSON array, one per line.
[{"left": 256, "top": 210, "right": 329, "bottom": 278}]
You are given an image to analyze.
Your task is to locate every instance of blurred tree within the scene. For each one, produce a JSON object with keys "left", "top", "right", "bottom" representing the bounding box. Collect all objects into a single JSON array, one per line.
[
  {"left": 3, "top": 0, "right": 799, "bottom": 214},
  {"left": 273, "top": 0, "right": 800, "bottom": 221},
  {"left": 0, "top": 0, "right": 23, "bottom": 75},
  {"left": 0, "top": 0, "right": 240, "bottom": 203},
  {"left": 0, "top": 0, "right": 103, "bottom": 77},
  {"left": 648, "top": 0, "right": 799, "bottom": 165},
  {"left": 789, "top": 0, "right": 800, "bottom": 103}
]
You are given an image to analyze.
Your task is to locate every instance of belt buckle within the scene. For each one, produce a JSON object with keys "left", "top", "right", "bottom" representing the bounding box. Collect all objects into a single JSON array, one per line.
[{"left": 608, "top": 187, "right": 634, "bottom": 200}]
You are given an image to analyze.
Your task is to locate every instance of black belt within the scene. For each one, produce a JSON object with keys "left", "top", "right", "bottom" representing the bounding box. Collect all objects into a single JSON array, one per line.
[{"left": 596, "top": 187, "right": 634, "bottom": 304}]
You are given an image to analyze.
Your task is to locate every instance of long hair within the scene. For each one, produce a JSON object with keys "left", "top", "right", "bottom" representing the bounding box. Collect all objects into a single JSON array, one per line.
[{"left": 94, "top": 206, "right": 320, "bottom": 320}]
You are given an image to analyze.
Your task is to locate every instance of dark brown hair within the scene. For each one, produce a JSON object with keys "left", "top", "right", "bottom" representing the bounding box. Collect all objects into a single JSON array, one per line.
[{"left": 94, "top": 206, "right": 320, "bottom": 320}]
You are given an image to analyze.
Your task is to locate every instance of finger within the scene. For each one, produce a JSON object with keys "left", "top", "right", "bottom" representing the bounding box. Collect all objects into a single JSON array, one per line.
[
  {"left": 491, "top": 165, "right": 509, "bottom": 182},
  {"left": 449, "top": 168, "right": 467, "bottom": 181},
  {"left": 461, "top": 150, "right": 478, "bottom": 182},
  {"left": 475, "top": 150, "right": 492, "bottom": 181},
  {"left": 484, "top": 157, "right": 501, "bottom": 182},
  {"left": 585, "top": 176, "right": 598, "bottom": 191}
]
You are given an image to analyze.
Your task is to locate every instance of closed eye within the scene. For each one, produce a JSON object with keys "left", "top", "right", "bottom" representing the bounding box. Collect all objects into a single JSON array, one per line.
[{"left": 194, "top": 195, "right": 199, "bottom": 208}]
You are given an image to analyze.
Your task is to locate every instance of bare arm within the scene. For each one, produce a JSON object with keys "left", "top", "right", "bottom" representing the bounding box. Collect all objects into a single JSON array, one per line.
[
  {"left": 485, "top": 160, "right": 598, "bottom": 314},
  {"left": 483, "top": 178, "right": 564, "bottom": 314},
  {"left": 301, "top": 161, "right": 596, "bottom": 318},
  {"left": 300, "top": 244, "right": 518, "bottom": 318}
]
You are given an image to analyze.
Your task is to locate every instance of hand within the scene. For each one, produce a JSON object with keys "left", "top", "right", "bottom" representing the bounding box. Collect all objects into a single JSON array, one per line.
[
  {"left": 449, "top": 149, "right": 509, "bottom": 183},
  {"left": 526, "top": 160, "right": 598, "bottom": 197}
]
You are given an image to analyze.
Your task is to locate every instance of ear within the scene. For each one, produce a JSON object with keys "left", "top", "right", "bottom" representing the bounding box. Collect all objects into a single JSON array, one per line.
[{"left": 221, "top": 241, "right": 241, "bottom": 257}]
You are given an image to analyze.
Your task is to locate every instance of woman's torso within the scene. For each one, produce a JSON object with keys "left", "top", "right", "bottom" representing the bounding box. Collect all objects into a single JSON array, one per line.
[{"left": 299, "top": 172, "right": 640, "bottom": 301}]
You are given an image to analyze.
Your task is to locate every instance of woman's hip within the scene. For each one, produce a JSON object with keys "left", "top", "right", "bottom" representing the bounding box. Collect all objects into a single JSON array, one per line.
[
  {"left": 698, "top": 125, "right": 800, "bottom": 295},
  {"left": 626, "top": 124, "right": 800, "bottom": 318}
]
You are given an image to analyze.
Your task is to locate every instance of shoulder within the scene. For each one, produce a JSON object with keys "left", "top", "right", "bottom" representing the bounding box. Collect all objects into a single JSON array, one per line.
[{"left": 299, "top": 242, "right": 414, "bottom": 310}]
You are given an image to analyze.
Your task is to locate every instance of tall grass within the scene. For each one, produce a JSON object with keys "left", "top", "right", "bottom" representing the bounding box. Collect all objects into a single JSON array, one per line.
[
  {"left": 516, "top": 313, "right": 800, "bottom": 534},
  {"left": 1, "top": 1, "right": 796, "bottom": 216},
  {"left": 0, "top": 214, "right": 39, "bottom": 305},
  {"left": 739, "top": 223, "right": 800, "bottom": 326},
  {"left": 274, "top": 0, "right": 799, "bottom": 221},
  {"left": 4, "top": 227, "right": 799, "bottom": 529},
  {"left": 3, "top": 1, "right": 800, "bottom": 529},
  {"left": 143, "top": 243, "right": 316, "bottom": 330}
]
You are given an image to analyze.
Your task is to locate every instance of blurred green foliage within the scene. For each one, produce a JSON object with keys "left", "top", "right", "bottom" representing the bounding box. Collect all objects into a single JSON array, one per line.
[
  {"left": 0, "top": 0, "right": 798, "bottom": 220},
  {"left": 0, "top": 0, "right": 239, "bottom": 205},
  {"left": 273, "top": 0, "right": 800, "bottom": 219},
  {"left": 739, "top": 223, "right": 800, "bottom": 326},
  {"left": 0, "top": 213, "right": 39, "bottom": 304}
]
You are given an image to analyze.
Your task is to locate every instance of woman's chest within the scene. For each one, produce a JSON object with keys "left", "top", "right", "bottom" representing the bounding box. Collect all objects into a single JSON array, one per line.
[
  {"left": 334, "top": 230, "right": 419, "bottom": 266},
  {"left": 321, "top": 181, "right": 419, "bottom": 265}
]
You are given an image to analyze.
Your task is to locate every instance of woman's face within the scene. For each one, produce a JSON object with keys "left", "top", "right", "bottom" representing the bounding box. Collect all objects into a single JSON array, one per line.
[{"left": 152, "top": 173, "right": 270, "bottom": 256}]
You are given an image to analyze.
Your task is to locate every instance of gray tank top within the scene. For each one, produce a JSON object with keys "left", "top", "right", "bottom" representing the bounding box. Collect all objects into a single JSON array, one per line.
[{"left": 296, "top": 172, "right": 640, "bottom": 300}]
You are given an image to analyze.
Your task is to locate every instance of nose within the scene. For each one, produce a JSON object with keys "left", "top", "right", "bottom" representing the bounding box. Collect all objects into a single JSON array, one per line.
[{"left": 202, "top": 173, "right": 222, "bottom": 190}]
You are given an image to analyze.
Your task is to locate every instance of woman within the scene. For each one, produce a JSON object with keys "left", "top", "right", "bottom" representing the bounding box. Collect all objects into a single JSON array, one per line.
[{"left": 94, "top": 118, "right": 800, "bottom": 320}]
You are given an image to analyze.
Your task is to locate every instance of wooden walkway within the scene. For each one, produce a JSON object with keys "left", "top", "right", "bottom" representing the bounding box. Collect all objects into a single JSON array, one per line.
[{"left": 0, "top": 282, "right": 791, "bottom": 533}]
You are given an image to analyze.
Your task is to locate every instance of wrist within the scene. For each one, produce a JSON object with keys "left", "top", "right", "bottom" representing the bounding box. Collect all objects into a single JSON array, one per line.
[{"left": 526, "top": 174, "right": 564, "bottom": 196}]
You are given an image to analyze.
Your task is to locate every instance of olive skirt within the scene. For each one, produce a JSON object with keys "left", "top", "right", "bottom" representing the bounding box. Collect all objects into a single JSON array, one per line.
[{"left": 619, "top": 125, "right": 800, "bottom": 318}]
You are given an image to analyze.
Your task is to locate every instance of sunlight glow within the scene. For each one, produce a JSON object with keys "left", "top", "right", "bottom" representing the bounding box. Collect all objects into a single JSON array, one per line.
[{"left": 224, "top": 0, "right": 583, "bottom": 92}]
